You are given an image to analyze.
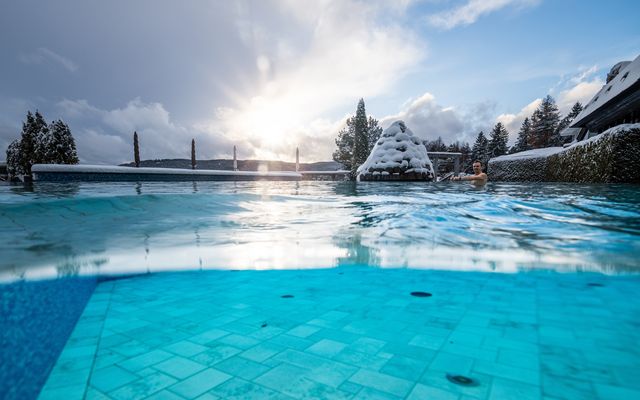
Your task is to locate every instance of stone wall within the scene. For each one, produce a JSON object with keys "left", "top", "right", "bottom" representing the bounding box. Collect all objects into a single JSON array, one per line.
[{"left": 488, "top": 125, "right": 640, "bottom": 183}]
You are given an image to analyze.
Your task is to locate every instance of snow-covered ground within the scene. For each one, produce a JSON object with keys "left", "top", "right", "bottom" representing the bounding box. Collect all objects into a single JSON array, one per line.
[
  {"left": 492, "top": 123, "right": 640, "bottom": 163},
  {"left": 31, "top": 164, "right": 302, "bottom": 178}
]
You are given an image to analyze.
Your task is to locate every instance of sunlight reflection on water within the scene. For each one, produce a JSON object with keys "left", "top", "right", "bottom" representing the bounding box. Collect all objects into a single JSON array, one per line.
[{"left": 1, "top": 180, "right": 639, "bottom": 281}]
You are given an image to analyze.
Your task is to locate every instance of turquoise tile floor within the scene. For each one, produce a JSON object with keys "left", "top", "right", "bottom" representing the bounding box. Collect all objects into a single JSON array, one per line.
[{"left": 38, "top": 269, "right": 640, "bottom": 399}]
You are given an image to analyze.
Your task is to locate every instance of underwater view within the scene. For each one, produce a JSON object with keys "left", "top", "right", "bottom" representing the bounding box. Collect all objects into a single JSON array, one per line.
[{"left": 2, "top": 181, "right": 640, "bottom": 399}]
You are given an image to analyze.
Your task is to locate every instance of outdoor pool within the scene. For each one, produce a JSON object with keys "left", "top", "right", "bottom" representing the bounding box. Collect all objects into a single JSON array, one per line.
[{"left": 1, "top": 181, "right": 640, "bottom": 399}]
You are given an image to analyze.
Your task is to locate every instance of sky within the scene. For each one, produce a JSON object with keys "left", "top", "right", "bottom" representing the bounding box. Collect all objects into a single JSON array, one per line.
[{"left": 1, "top": 0, "right": 639, "bottom": 164}]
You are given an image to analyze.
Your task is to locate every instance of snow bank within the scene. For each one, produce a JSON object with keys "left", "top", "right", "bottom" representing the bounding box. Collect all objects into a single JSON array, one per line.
[
  {"left": 357, "top": 121, "right": 434, "bottom": 180},
  {"left": 32, "top": 164, "right": 302, "bottom": 181},
  {"left": 488, "top": 124, "right": 640, "bottom": 182},
  {"left": 32, "top": 164, "right": 301, "bottom": 177}
]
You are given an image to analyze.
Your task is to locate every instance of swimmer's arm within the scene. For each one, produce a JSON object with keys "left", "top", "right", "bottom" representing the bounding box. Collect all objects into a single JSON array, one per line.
[{"left": 458, "top": 173, "right": 487, "bottom": 181}]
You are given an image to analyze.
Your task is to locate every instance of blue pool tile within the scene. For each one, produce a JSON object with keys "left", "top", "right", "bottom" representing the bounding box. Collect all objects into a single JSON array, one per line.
[
  {"left": 240, "top": 342, "right": 284, "bottom": 362},
  {"left": 489, "top": 377, "right": 541, "bottom": 400},
  {"left": 38, "top": 384, "right": 87, "bottom": 400},
  {"left": 213, "top": 355, "right": 271, "bottom": 380},
  {"left": 287, "top": 324, "right": 322, "bottom": 338},
  {"left": 254, "top": 363, "right": 351, "bottom": 399},
  {"left": 429, "top": 351, "right": 475, "bottom": 375},
  {"left": 191, "top": 344, "right": 243, "bottom": 366},
  {"left": 348, "top": 369, "right": 414, "bottom": 397},
  {"left": 594, "top": 383, "right": 640, "bottom": 400},
  {"left": 164, "top": 340, "right": 209, "bottom": 357},
  {"left": 406, "top": 383, "right": 459, "bottom": 400},
  {"left": 188, "top": 328, "right": 230, "bottom": 344},
  {"left": 145, "top": 389, "right": 186, "bottom": 400},
  {"left": 380, "top": 355, "right": 429, "bottom": 381},
  {"left": 168, "top": 368, "right": 231, "bottom": 398},
  {"left": 304, "top": 361, "right": 358, "bottom": 388},
  {"left": 352, "top": 387, "right": 404, "bottom": 400},
  {"left": 90, "top": 365, "right": 139, "bottom": 393},
  {"left": 209, "top": 377, "right": 294, "bottom": 400},
  {"left": 216, "top": 334, "right": 261, "bottom": 349},
  {"left": 153, "top": 356, "right": 207, "bottom": 379},
  {"left": 108, "top": 371, "right": 178, "bottom": 400},
  {"left": 306, "top": 339, "right": 348, "bottom": 358},
  {"left": 118, "top": 349, "right": 174, "bottom": 372}
]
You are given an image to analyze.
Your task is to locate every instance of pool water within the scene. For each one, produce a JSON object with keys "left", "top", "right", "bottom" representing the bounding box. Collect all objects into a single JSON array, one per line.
[
  {"left": 1, "top": 181, "right": 640, "bottom": 399},
  {"left": 2, "top": 181, "right": 640, "bottom": 280}
]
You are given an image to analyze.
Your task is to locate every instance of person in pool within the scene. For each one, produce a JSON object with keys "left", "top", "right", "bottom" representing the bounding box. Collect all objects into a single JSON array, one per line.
[{"left": 452, "top": 160, "right": 488, "bottom": 182}]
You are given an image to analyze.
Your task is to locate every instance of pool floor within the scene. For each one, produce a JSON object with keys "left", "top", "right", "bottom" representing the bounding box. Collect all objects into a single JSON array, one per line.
[{"left": 38, "top": 268, "right": 640, "bottom": 400}]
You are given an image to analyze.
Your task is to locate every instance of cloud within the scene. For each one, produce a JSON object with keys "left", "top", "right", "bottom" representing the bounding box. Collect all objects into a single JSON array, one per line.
[
  {"left": 380, "top": 92, "right": 496, "bottom": 145},
  {"left": 496, "top": 61, "right": 605, "bottom": 143},
  {"left": 427, "top": 0, "right": 541, "bottom": 30},
  {"left": 496, "top": 98, "right": 541, "bottom": 140},
  {"left": 199, "top": 0, "right": 426, "bottom": 162},
  {"left": 55, "top": 99, "right": 233, "bottom": 164},
  {"left": 556, "top": 79, "right": 602, "bottom": 113},
  {"left": 19, "top": 48, "right": 78, "bottom": 72}
]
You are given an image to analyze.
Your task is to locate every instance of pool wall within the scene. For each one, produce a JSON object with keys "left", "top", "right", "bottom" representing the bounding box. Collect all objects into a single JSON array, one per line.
[{"left": 0, "top": 277, "right": 98, "bottom": 400}]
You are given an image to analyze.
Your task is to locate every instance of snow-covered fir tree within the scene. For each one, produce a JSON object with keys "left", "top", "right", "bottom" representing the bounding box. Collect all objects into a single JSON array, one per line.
[
  {"left": 5, "top": 111, "right": 79, "bottom": 177},
  {"left": 511, "top": 117, "right": 532, "bottom": 153},
  {"left": 471, "top": 131, "right": 489, "bottom": 168},
  {"left": 529, "top": 95, "right": 561, "bottom": 148},
  {"left": 6, "top": 139, "right": 22, "bottom": 176},
  {"left": 47, "top": 120, "right": 79, "bottom": 164},
  {"left": 488, "top": 122, "right": 509, "bottom": 158}
]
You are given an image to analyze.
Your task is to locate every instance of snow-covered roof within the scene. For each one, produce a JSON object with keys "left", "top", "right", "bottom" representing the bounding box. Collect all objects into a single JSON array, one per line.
[
  {"left": 31, "top": 164, "right": 302, "bottom": 178},
  {"left": 357, "top": 120, "right": 434, "bottom": 178},
  {"left": 571, "top": 54, "right": 640, "bottom": 127}
]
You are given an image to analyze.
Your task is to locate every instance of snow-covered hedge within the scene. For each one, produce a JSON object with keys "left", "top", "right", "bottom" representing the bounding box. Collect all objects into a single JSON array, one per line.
[
  {"left": 357, "top": 121, "right": 434, "bottom": 181},
  {"left": 488, "top": 124, "right": 640, "bottom": 182}
]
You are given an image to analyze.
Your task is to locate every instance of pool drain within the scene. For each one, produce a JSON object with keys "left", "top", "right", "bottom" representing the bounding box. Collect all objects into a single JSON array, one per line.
[
  {"left": 281, "top": 294, "right": 294, "bottom": 298},
  {"left": 410, "top": 291, "right": 432, "bottom": 297},
  {"left": 446, "top": 374, "right": 478, "bottom": 386},
  {"left": 587, "top": 283, "right": 604, "bottom": 287}
]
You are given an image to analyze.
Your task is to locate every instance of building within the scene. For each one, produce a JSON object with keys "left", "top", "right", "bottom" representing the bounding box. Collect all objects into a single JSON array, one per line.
[{"left": 562, "top": 54, "right": 640, "bottom": 143}]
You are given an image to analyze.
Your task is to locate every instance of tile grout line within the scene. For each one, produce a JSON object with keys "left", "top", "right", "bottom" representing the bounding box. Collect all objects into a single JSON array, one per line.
[{"left": 82, "top": 281, "right": 117, "bottom": 400}]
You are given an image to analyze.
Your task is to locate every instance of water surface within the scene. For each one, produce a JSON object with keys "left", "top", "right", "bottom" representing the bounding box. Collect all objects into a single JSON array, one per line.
[{"left": 1, "top": 181, "right": 639, "bottom": 281}]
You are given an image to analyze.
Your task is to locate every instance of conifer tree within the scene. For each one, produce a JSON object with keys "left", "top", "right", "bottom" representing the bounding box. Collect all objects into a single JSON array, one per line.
[
  {"left": 191, "top": 138, "right": 196, "bottom": 169},
  {"left": 352, "top": 99, "right": 369, "bottom": 175},
  {"left": 488, "top": 122, "right": 509, "bottom": 158},
  {"left": 530, "top": 95, "right": 561, "bottom": 148},
  {"left": 471, "top": 131, "right": 489, "bottom": 169},
  {"left": 367, "top": 116, "right": 383, "bottom": 151},
  {"left": 47, "top": 120, "right": 79, "bottom": 164},
  {"left": 332, "top": 99, "right": 382, "bottom": 175},
  {"left": 333, "top": 116, "right": 355, "bottom": 170},
  {"left": 6, "top": 111, "right": 79, "bottom": 177},
  {"left": 6, "top": 139, "right": 22, "bottom": 176},
  {"left": 511, "top": 117, "right": 532, "bottom": 153},
  {"left": 133, "top": 131, "right": 140, "bottom": 167},
  {"left": 556, "top": 102, "right": 583, "bottom": 142}
]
